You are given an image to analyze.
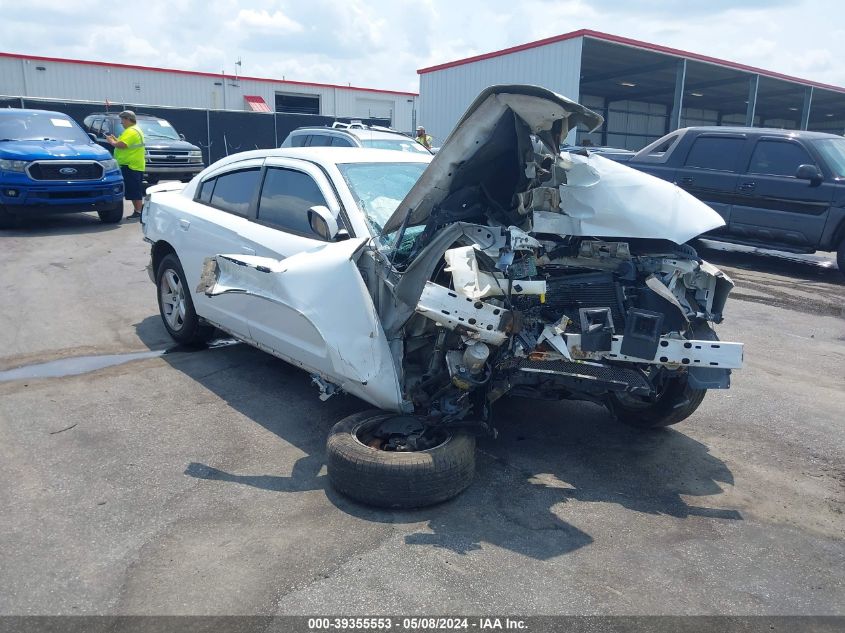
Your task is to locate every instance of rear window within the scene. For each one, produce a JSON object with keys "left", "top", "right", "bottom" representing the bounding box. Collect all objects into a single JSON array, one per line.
[
  {"left": 684, "top": 136, "right": 745, "bottom": 171},
  {"left": 209, "top": 168, "right": 260, "bottom": 216}
]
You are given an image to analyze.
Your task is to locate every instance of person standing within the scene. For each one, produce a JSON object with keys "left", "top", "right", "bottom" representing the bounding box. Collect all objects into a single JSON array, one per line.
[
  {"left": 415, "top": 125, "right": 433, "bottom": 151},
  {"left": 106, "top": 110, "right": 145, "bottom": 219}
]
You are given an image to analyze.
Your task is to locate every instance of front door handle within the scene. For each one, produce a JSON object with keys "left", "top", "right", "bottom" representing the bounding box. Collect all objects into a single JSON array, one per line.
[
  {"left": 178, "top": 219, "right": 190, "bottom": 231},
  {"left": 739, "top": 181, "right": 756, "bottom": 191}
]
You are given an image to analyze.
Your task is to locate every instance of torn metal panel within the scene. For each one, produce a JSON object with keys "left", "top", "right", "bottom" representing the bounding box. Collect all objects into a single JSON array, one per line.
[
  {"left": 382, "top": 86, "right": 602, "bottom": 234},
  {"left": 197, "top": 238, "right": 404, "bottom": 411},
  {"left": 415, "top": 281, "right": 510, "bottom": 346}
]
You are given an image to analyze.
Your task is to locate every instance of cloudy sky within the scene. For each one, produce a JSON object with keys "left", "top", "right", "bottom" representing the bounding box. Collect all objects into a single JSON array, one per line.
[{"left": 1, "top": 0, "right": 843, "bottom": 93}]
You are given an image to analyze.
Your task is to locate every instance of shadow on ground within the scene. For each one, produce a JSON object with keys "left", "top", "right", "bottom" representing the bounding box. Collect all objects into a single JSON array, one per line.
[
  {"left": 0, "top": 211, "right": 126, "bottom": 236},
  {"left": 149, "top": 320, "right": 740, "bottom": 561}
]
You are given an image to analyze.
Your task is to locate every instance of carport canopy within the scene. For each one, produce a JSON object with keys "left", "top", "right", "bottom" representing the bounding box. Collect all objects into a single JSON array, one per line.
[{"left": 578, "top": 31, "right": 845, "bottom": 141}]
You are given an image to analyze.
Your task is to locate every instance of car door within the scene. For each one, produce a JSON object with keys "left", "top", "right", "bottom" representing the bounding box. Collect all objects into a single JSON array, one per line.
[
  {"left": 176, "top": 159, "right": 265, "bottom": 336},
  {"left": 673, "top": 133, "right": 746, "bottom": 232},
  {"left": 198, "top": 159, "right": 402, "bottom": 409},
  {"left": 731, "top": 137, "right": 834, "bottom": 248},
  {"left": 233, "top": 159, "right": 356, "bottom": 376}
]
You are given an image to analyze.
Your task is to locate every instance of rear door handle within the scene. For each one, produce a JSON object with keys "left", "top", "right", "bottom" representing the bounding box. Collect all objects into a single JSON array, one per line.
[
  {"left": 178, "top": 219, "right": 190, "bottom": 231},
  {"left": 739, "top": 181, "right": 756, "bottom": 191}
]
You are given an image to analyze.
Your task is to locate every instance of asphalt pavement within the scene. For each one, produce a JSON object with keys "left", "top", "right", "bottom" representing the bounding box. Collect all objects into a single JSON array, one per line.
[{"left": 0, "top": 206, "right": 843, "bottom": 616}]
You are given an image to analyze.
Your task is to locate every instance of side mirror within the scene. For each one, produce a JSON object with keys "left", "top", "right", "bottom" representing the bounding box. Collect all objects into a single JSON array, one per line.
[
  {"left": 308, "top": 205, "right": 339, "bottom": 241},
  {"left": 796, "top": 164, "right": 823, "bottom": 185},
  {"left": 88, "top": 133, "right": 97, "bottom": 143},
  {"left": 179, "top": 133, "right": 186, "bottom": 141}
]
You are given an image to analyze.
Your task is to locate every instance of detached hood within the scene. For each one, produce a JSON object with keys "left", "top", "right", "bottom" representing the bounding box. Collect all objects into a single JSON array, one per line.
[
  {"left": 0, "top": 140, "right": 110, "bottom": 161},
  {"left": 381, "top": 84, "right": 725, "bottom": 244}
]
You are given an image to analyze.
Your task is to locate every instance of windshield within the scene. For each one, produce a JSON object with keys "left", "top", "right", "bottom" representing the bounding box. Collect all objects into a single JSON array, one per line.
[
  {"left": 361, "top": 138, "right": 431, "bottom": 154},
  {"left": 0, "top": 112, "right": 90, "bottom": 143},
  {"left": 812, "top": 138, "right": 845, "bottom": 178},
  {"left": 338, "top": 161, "right": 427, "bottom": 236},
  {"left": 117, "top": 118, "right": 181, "bottom": 140}
]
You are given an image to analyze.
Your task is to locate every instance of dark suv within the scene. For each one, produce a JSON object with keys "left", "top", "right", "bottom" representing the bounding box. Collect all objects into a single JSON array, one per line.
[
  {"left": 83, "top": 113, "right": 204, "bottom": 184},
  {"left": 621, "top": 126, "right": 845, "bottom": 271}
]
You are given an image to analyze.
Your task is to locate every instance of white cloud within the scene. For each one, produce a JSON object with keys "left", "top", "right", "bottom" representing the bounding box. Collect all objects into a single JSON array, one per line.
[
  {"left": 0, "top": 0, "right": 844, "bottom": 93},
  {"left": 234, "top": 8, "right": 304, "bottom": 34}
]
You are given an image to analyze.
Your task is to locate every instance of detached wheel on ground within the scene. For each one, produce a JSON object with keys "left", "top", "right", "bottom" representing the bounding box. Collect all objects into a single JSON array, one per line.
[
  {"left": 155, "top": 253, "right": 214, "bottom": 346},
  {"left": 326, "top": 410, "right": 476, "bottom": 508},
  {"left": 97, "top": 202, "right": 124, "bottom": 224}
]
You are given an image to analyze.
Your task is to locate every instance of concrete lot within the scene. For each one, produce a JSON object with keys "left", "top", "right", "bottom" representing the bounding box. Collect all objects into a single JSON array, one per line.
[{"left": 0, "top": 206, "right": 843, "bottom": 615}]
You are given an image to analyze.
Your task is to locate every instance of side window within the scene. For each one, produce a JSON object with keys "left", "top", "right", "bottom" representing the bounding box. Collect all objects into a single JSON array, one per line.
[
  {"left": 331, "top": 136, "right": 354, "bottom": 147},
  {"left": 307, "top": 134, "right": 332, "bottom": 147},
  {"left": 83, "top": 116, "right": 94, "bottom": 130},
  {"left": 197, "top": 177, "right": 216, "bottom": 204},
  {"left": 101, "top": 119, "right": 112, "bottom": 136},
  {"left": 257, "top": 167, "right": 328, "bottom": 236},
  {"left": 748, "top": 140, "right": 814, "bottom": 177},
  {"left": 290, "top": 134, "right": 307, "bottom": 148},
  {"left": 209, "top": 168, "right": 261, "bottom": 216},
  {"left": 684, "top": 136, "right": 745, "bottom": 171}
]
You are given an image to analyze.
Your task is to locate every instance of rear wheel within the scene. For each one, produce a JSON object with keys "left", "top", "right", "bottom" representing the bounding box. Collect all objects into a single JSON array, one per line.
[
  {"left": 326, "top": 410, "right": 476, "bottom": 508},
  {"left": 97, "top": 202, "right": 124, "bottom": 224},
  {"left": 156, "top": 253, "right": 214, "bottom": 345}
]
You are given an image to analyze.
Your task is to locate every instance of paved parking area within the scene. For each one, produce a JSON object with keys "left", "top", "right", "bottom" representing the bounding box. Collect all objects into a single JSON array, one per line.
[{"left": 0, "top": 207, "right": 843, "bottom": 615}]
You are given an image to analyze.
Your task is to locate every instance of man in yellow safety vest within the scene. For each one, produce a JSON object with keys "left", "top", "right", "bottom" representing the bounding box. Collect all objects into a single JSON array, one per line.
[
  {"left": 415, "top": 125, "right": 433, "bottom": 151},
  {"left": 106, "top": 110, "right": 145, "bottom": 219}
]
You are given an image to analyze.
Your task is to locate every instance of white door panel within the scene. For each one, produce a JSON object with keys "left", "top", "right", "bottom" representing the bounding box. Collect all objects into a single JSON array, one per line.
[{"left": 198, "top": 241, "right": 402, "bottom": 411}]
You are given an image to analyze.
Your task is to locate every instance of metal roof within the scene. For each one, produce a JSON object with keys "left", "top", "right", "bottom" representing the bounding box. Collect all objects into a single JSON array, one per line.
[{"left": 417, "top": 29, "right": 845, "bottom": 95}]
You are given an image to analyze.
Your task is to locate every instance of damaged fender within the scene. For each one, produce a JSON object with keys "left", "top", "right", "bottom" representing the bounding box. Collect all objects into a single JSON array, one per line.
[{"left": 197, "top": 238, "right": 404, "bottom": 411}]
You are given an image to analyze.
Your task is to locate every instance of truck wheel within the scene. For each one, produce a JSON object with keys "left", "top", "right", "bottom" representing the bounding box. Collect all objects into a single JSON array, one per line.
[
  {"left": 326, "top": 410, "right": 476, "bottom": 508},
  {"left": 156, "top": 253, "right": 214, "bottom": 346},
  {"left": 607, "top": 374, "right": 707, "bottom": 429},
  {"left": 0, "top": 206, "right": 16, "bottom": 229},
  {"left": 98, "top": 203, "right": 124, "bottom": 224}
]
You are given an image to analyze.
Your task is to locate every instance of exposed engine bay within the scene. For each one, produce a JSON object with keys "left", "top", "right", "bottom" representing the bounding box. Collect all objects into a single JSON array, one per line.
[{"left": 372, "top": 88, "right": 743, "bottom": 432}]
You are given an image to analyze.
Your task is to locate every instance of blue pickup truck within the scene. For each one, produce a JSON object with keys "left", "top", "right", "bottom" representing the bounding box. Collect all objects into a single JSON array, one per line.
[{"left": 0, "top": 109, "right": 125, "bottom": 227}]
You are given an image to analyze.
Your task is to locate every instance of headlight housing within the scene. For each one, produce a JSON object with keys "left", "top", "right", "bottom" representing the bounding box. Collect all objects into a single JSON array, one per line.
[
  {"left": 99, "top": 158, "right": 119, "bottom": 172},
  {"left": 0, "top": 159, "right": 28, "bottom": 173},
  {"left": 188, "top": 150, "right": 203, "bottom": 163}
]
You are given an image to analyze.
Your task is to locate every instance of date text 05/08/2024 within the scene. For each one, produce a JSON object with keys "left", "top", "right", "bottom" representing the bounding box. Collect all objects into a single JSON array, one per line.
[{"left": 306, "top": 617, "right": 528, "bottom": 630}]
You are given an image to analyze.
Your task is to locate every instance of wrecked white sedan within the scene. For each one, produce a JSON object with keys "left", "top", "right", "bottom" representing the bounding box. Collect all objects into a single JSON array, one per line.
[{"left": 142, "top": 85, "right": 743, "bottom": 508}]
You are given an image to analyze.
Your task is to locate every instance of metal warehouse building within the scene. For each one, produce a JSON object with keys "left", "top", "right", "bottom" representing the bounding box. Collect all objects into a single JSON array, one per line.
[
  {"left": 0, "top": 52, "right": 419, "bottom": 131},
  {"left": 419, "top": 29, "right": 845, "bottom": 150}
]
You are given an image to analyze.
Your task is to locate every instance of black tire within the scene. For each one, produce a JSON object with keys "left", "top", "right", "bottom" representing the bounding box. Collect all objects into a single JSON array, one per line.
[
  {"left": 607, "top": 322, "right": 721, "bottom": 429},
  {"left": 607, "top": 374, "right": 707, "bottom": 429},
  {"left": 155, "top": 253, "right": 214, "bottom": 345},
  {"left": 0, "top": 205, "right": 16, "bottom": 229},
  {"left": 97, "top": 203, "right": 124, "bottom": 224},
  {"left": 326, "top": 410, "right": 476, "bottom": 508}
]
